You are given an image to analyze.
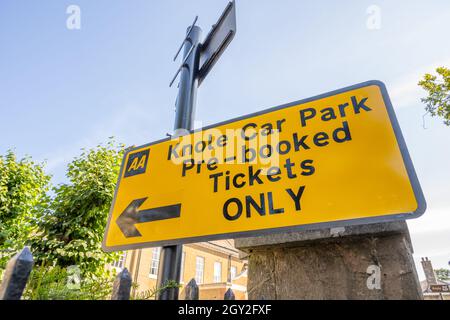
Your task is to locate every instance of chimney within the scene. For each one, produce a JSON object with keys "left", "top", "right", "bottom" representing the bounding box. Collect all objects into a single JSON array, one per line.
[{"left": 421, "top": 257, "right": 438, "bottom": 285}]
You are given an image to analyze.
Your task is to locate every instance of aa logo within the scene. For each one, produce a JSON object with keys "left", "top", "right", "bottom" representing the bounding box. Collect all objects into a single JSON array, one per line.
[{"left": 125, "top": 149, "right": 150, "bottom": 178}]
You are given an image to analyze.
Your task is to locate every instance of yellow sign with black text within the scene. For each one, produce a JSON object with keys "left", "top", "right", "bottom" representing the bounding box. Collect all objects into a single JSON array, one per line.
[{"left": 103, "top": 81, "right": 425, "bottom": 252}]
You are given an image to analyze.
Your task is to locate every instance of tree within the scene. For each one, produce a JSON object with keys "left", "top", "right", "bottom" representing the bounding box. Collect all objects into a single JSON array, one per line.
[
  {"left": 419, "top": 67, "right": 450, "bottom": 126},
  {"left": 435, "top": 268, "right": 450, "bottom": 282},
  {"left": 30, "top": 140, "right": 124, "bottom": 277},
  {"left": 0, "top": 151, "right": 50, "bottom": 267}
]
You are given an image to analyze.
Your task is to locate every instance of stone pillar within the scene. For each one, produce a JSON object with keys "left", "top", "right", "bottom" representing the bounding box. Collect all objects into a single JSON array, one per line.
[
  {"left": 421, "top": 257, "right": 438, "bottom": 285},
  {"left": 235, "top": 221, "right": 423, "bottom": 300}
]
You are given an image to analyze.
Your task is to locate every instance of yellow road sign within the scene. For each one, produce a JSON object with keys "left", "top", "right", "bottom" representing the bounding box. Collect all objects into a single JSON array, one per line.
[{"left": 102, "top": 81, "right": 426, "bottom": 252}]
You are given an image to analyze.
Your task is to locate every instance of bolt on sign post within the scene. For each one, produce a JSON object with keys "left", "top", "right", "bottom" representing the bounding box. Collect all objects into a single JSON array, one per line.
[{"left": 103, "top": 80, "right": 426, "bottom": 252}]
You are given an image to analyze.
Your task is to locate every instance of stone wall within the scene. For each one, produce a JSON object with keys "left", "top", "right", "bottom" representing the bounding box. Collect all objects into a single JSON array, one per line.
[{"left": 236, "top": 222, "right": 423, "bottom": 300}]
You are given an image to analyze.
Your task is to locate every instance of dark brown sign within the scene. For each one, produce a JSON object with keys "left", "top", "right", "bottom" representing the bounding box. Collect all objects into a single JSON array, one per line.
[{"left": 430, "top": 285, "right": 450, "bottom": 293}]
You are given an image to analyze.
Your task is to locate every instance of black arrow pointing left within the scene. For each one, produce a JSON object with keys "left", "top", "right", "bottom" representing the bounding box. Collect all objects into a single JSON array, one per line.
[{"left": 116, "top": 198, "right": 181, "bottom": 238}]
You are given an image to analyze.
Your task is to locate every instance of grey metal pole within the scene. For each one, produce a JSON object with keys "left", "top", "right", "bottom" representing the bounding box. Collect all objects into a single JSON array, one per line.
[
  {"left": 173, "top": 25, "right": 202, "bottom": 135},
  {"left": 157, "top": 25, "right": 202, "bottom": 301}
]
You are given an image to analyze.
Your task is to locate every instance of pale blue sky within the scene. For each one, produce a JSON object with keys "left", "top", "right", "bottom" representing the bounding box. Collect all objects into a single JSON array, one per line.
[{"left": 1, "top": 0, "right": 450, "bottom": 279}]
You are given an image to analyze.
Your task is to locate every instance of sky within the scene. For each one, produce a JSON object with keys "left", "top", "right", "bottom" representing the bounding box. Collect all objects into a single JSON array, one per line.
[{"left": 1, "top": 0, "right": 449, "bottom": 281}]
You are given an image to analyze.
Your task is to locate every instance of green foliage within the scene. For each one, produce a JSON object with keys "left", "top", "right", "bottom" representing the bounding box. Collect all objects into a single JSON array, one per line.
[
  {"left": 435, "top": 268, "right": 450, "bottom": 281},
  {"left": 419, "top": 67, "right": 450, "bottom": 126},
  {"left": 22, "top": 264, "right": 181, "bottom": 300},
  {"left": 132, "top": 280, "right": 182, "bottom": 300},
  {"left": 0, "top": 151, "right": 50, "bottom": 266},
  {"left": 23, "top": 264, "right": 115, "bottom": 300},
  {"left": 30, "top": 139, "right": 124, "bottom": 277},
  {"left": 0, "top": 140, "right": 131, "bottom": 299}
]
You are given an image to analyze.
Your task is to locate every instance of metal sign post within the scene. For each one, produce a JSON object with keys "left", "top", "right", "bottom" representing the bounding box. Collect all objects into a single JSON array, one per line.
[
  {"left": 156, "top": 1, "right": 237, "bottom": 300},
  {"left": 157, "top": 24, "right": 202, "bottom": 301}
]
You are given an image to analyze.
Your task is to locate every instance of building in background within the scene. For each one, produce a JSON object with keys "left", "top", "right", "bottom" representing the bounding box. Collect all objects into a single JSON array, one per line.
[
  {"left": 420, "top": 257, "right": 450, "bottom": 300},
  {"left": 109, "top": 240, "right": 248, "bottom": 300}
]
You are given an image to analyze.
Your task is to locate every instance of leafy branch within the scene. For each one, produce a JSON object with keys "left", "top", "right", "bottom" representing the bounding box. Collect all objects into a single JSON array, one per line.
[{"left": 419, "top": 67, "right": 450, "bottom": 126}]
